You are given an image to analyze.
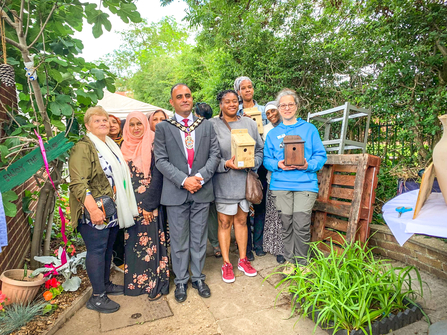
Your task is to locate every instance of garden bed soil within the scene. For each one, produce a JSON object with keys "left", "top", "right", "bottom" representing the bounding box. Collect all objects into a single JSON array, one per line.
[{"left": 10, "top": 269, "right": 91, "bottom": 335}]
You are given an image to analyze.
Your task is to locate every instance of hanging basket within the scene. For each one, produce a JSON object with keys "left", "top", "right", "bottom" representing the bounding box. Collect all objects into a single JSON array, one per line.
[{"left": 0, "top": 63, "right": 15, "bottom": 87}]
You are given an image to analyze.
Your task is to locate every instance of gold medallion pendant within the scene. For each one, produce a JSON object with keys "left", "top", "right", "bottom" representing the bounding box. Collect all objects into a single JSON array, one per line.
[{"left": 185, "top": 135, "right": 194, "bottom": 149}]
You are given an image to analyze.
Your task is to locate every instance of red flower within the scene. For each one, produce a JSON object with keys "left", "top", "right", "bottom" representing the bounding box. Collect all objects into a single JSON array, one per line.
[{"left": 45, "top": 277, "right": 60, "bottom": 289}]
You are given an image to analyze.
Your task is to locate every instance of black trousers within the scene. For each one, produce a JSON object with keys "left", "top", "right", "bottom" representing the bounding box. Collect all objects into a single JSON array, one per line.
[{"left": 78, "top": 223, "right": 119, "bottom": 294}]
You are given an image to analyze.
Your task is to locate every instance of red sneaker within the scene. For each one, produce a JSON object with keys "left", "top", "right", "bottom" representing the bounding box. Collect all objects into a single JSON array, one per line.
[
  {"left": 238, "top": 257, "right": 257, "bottom": 277},
  {"left": 221, "top": 262, "right": 235, "bottom": 283}
]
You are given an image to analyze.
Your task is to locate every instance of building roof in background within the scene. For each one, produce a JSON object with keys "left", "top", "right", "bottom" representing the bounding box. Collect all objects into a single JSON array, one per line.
[{"left": 97, "top": 90, "right": 172, "bottom": 119}]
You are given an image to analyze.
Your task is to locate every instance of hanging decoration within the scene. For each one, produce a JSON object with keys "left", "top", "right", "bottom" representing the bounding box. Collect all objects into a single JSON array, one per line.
[{"left": 0, "top": 16, "right": 15, "bottom": 87}]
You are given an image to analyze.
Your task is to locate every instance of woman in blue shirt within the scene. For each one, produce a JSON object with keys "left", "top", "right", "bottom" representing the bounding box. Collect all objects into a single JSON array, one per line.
[{"left": 263, "top": 89, "right": 327, "bottom": 271}]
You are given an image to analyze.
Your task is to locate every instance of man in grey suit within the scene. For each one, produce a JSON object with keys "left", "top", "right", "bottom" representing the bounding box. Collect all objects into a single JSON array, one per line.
[{"left": 154, "top": 83, "right": 220, "bottom": 302}]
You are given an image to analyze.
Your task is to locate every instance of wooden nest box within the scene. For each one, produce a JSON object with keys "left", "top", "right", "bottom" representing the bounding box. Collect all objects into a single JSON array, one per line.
[
  {"left": 284, "top": 135, "right": 305, "bottom": 166},
  {"left": 244, "top": 107, "right": 264, "bottom": 135},
  {"left": 231, "top": 129, "right": 256, "bottom": 168}
]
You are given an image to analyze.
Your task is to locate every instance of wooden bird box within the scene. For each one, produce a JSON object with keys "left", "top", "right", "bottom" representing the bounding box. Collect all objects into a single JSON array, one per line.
[
  {"left": 284, "top": 135, "right": 305, "bottom": 166},
  {"left": 231, "top": 129, "right": 256, "bottom": 168},
  {"left": 244, "top": 107, "right": 264, "bottom": 135}
]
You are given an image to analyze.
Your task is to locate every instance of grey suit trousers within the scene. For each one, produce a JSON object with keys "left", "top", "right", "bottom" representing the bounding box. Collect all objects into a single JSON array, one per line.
[{"left": 166, "top": 193, "right": 210, "bottom": 285}]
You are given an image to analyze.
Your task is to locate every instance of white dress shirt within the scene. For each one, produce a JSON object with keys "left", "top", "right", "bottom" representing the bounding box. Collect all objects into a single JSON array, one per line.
[{"left": 174, "top": 113, "right": 203, "bottom": 185}]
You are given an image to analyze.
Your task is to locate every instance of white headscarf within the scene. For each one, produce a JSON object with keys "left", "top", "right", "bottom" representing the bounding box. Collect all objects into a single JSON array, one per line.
[{"left": 87, "top": 132, "right": 138, "bottom": 228}]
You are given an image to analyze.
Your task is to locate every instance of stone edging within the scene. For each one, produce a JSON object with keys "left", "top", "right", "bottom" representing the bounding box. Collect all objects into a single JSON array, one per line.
[
  {"left": 42, "top": 286, "right": 92, "bottom": 335},
  {"left": 369, "top": 224, "right": 447, "bottom": 280}
]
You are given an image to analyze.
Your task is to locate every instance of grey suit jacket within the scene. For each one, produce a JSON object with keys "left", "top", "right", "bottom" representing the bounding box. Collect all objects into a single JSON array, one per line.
[{"left": 154, "top": 116, "right": 220, "bottom": 206}]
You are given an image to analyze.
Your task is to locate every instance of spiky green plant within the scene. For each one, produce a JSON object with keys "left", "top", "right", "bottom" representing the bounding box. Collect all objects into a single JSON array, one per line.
[
  {"left": 0, "top": 301, "right": 46, "bottom": 335},
  {"left": 272, "top": 241, "right": 425, "bottom": 335}
]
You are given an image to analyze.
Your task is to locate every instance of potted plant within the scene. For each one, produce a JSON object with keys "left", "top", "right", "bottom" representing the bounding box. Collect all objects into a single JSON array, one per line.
[
  {"left": 0, "top": 265, "right": 46, "bottom": 305},
  {"left": 272, "top": 240, "right": 425, "bottom": 335}
]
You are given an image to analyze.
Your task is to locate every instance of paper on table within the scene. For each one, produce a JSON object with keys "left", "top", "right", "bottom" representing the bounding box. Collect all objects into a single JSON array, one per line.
[
  {"left": 382, "top": 189, "right": 447, "bottom": 246},
  {"left": 405, "top": 192, "right": 447, "bottom": 238},
  {"left": 382, "top": 190, "right": 417, "bottom": 246},
  {"left": 0, "top": 191, "right": 8, "bottom": 253}
]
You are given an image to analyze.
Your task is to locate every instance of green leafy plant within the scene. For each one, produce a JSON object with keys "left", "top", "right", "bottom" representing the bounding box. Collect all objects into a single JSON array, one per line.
[
  {"left": 32, "top": 247, "right": 86, "bottom": 291},
  {"left": 272, "top": 241, "right": 424, "bottom": 334},
  {"left": 42, "top": 302, "right": 58, "bottom": 315},
  {"left": 22, "top": 263, "right": 28, "bottom": 281},
  {"left": 0, "top": 301, "right": 46, "bottom": 335}
]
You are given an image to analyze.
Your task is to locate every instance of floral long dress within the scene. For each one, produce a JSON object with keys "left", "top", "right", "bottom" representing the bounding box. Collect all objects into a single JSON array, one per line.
[
  {"left": 262, "top": 186, "right": 285, "bottom": 256},
  {"left": 124, "top": 157, "right": 169, "bottom": 298}
]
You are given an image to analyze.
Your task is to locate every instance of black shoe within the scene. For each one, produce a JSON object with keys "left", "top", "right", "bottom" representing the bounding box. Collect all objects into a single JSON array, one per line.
[
  {"left": 255, "top": 249, "right": 266, "bottom": 257},
  {"left": 192, "top": 280, "right": 211, "bottom": 298},
  {"left": 276, "top": 255, "right": 286, "bottom": 264},
  {"left": 246, "top": 251, "right": 255, "bottom": 262},
  {"left": 105, "top": 282, "right": 124, "bottom": 296},
  {"left": 174, "top": 283, "right": 187, "bottom": 303},
  {"left": 86, "top": 293, "right": 120, "bottom": 314}
]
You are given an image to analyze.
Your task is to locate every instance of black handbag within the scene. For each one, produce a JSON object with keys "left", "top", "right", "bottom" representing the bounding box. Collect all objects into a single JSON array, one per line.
[{"left": 84, "top": 195, "right": 117, "bottom": 221}]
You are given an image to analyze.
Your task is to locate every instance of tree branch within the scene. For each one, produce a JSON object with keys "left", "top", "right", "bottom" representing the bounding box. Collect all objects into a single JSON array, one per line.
[
  {"left": 4, "top": 36, "right": 24, "bottom": 51},
  {"left": 28, "top": 2, "right": 58, "bottom": 49},
  {"left": 436, "top": 39, "right": 447, "bottom": 57},
  {"left": 0, "top": 10, "right": 15, "bottom": 27},
  {"left": 18, "top": 0, "right": 25, "bottom": 37},
  {"left": 24, "top": 0, "right": 30, "bottom": 38}
]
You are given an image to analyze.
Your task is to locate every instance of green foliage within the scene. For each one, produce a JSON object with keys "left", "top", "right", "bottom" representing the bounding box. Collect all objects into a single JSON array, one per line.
[
  {"left": 1, "top": 190, "right": 18, "bottom": 218},
  {"left": 0, "top": 301, "right": 47, "bottom": 335},
  {"left": 42, "top": 302, "right": 58, "bottom": 315},
  {"left": 1, "top": 0, "right": 142, "bottom": 170},
  {"left": 272, "top": 241, "right": 424, "bottom": 334}
]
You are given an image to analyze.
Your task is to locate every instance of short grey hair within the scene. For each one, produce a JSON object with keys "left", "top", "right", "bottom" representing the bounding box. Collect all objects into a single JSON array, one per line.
[
  {"left": 275, "top": 88, "right": 300, "bottom": 108},
  {"left": 234, "top": 76, "right": 253, "bottom": 93}
]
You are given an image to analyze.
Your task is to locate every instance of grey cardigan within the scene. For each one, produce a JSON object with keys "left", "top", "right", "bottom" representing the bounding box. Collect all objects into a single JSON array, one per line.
[{"left": 209, "top": 116, "right": 264, "bottom": 204}]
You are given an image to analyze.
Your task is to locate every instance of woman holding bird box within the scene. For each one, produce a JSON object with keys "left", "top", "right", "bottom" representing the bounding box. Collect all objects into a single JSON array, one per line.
[
  {"left": 263, "top": 88, "right": 327, "bottom": 273},
  {"left": 209, "top": 89, "right": 264, "bottom": 284}
]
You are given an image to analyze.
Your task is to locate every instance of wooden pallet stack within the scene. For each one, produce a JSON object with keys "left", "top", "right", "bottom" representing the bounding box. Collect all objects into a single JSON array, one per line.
[{"left": 311, "top": 154, "right": 381, "bottom": 252}]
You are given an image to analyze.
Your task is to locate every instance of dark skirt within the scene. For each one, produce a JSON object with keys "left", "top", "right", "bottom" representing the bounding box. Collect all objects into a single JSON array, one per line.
[{"left": 124, "top": 208, "right": 169, "bottom": 298}]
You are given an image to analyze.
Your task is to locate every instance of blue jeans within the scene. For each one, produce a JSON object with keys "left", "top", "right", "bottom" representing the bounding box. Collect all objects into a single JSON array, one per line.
[{"left": 78, "top": 223, "right": 119, "bottom": 295}]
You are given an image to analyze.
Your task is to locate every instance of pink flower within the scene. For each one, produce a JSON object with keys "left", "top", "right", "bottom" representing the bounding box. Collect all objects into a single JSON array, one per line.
[
  {"left": 128, "top": 284, "right": 135, "bottom": 290},
  {"left": 144, "top": 255, "right": 151, "bottom": 262},
  {"left": 139, "top": 236, "right": 149, "bottom": 246},
  {"left": 124, "top": 233, "right": 129, "bottom": 240},
  {"left": 160, "top": 232, "right": 165, "bottom": 242},
  {"left": 137, "top": 185, "right": 146, "bottom": 194},
  {"left": 136, "top": 274, "right": 148, "bottom": 285},
  {"left": 146, "top": 248, "right": 153, "bottom": 257}
]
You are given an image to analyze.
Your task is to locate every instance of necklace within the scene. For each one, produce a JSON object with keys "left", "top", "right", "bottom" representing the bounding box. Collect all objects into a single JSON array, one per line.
[{"left": 165, "top": 117, "right": 205, "bottom": 149}]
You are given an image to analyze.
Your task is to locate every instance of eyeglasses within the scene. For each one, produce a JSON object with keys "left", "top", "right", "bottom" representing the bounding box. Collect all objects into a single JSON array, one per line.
[{"left": 278, "top": 102, "right": 297, "bottom": 110}]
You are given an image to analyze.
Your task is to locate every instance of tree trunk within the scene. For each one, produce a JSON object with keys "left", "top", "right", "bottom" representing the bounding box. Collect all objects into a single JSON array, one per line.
[
  {"left": 30, "top": 182, "right": 52, "bottom": 268},
  {"left": 43, "top": 193, "right": 56, "bottom": 256}
]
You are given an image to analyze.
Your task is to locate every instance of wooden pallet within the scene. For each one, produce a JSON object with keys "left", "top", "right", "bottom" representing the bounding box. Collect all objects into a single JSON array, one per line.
[{"left": 311, "top": 154, "right": 381, "bottom": 252}]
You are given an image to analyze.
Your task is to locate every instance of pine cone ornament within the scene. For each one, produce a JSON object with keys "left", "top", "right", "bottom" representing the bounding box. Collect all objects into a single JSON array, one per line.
[{"left": 0, "top": 64, "right": 15, "bottom": 87}]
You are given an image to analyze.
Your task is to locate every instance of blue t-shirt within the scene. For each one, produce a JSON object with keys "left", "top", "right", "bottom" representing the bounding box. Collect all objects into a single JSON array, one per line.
[{"left": 263, "top": 118, "right": 327, "bottom": 192}]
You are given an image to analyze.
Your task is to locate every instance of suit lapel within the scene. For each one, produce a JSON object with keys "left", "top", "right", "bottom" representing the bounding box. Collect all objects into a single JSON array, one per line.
[
  {"left": 167, "top": 118, "right": 188, "bottom": 162},
  {"left": 193, "top": 115, "right": 203, "bottom": 154}
]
